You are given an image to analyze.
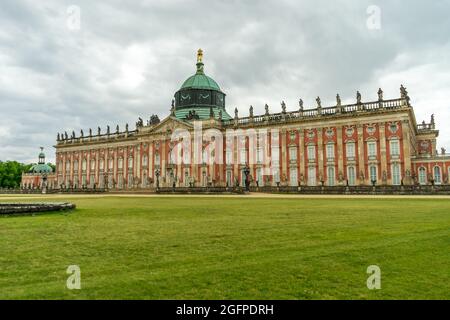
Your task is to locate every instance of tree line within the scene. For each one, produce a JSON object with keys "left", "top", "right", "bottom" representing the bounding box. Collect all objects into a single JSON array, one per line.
[{"left": 0, "top": 161, "right": 53, "bottom": 188}]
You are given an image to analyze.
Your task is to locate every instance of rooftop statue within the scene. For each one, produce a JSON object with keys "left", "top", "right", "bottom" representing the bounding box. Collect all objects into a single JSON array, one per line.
[
  {"left": 136, "top": 117, "right": 144, "bottom": 128},
  {"left": 265, "top": 104, "right": 270, "bottom": 115},
  {"left": 299, "top": 99, "right": 304, "bottom": 111},
  {"left": 356, "top": 91, "right": 362, "bottom": 104},
  {"left": 378, "top": 88, "right": 384, "bottom": 101},
  {"left": 150, "top": 114, "right": 160, "bottom": 125},
  {"left": 336, "top": 94, "right": 341, "bottom": 106},
  {"left": 316, "top": 96, "right": 322, "bottom": 108},
  {"left": 281, "top": 101, "right": 286, "bottom": 113},
  {"left": 249, "top": 105, "right": 254, "bottom": 117}
]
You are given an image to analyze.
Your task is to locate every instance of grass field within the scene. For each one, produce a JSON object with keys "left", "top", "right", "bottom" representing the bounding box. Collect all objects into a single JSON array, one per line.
[{"left": 1, "top": 195, "right": 449, "bottom": 300}]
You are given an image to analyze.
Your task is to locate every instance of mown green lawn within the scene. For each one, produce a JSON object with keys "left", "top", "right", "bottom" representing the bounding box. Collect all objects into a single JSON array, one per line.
[{"left": 0, "top": 195, "right": 449, "bottom": 300}]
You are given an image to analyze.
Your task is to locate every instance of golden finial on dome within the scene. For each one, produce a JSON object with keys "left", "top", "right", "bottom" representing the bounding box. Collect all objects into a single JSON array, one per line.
[{"left": 197, "top": 48, "right": 203, "bottom": 63}]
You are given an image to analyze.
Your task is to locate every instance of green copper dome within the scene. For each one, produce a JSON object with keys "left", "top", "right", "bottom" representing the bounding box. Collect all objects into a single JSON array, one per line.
[
  {"left": 180, "top": 73, "right": 221, "bottom": 91},
  {"left": 174, "top": 49, "right": 231, "bottom": 121},
  {"left": 29, "top": 163, "right": 53, "bottom": 174},
  {"left": 29, "top": 147, "right": 53, "bottom": 174}
]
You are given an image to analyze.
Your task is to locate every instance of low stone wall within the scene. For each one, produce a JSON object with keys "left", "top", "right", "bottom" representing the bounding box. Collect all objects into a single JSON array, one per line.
[
  {"left": 253, "top": 185, "right": 450, "bottom": 195},
  {"left": 3, "top": 185, "right": 450, "bottom": 196},
  {"left": 0, "top": 203, "right": 76, "bottom": 216},
  {"left": 0, "top": 188, "right": 106, "bottom": 195}
]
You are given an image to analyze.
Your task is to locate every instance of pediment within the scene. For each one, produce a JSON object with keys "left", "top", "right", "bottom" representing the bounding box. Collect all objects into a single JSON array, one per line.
[{"left": 147, "top": 116, "right": 193, "bottom": 134}]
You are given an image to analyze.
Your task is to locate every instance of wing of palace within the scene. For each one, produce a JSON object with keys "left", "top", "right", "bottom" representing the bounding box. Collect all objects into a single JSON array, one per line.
[{"left": 22, "top": 50, "right": 450, "bottom": 190}]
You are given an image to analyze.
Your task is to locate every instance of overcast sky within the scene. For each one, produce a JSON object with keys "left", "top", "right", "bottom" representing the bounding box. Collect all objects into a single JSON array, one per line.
[{"left": 1, "top": 0, "right": 449, "bottom": 163}]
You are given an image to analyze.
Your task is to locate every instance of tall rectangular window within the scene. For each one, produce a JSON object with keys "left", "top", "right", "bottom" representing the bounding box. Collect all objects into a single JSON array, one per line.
[
  {"left": 290, "top": 168, "right": 298, "bottom": 186},
  {"left": 271, "top": 147, "right": 280, "bottom": 165},
  {"left": 143, "top": 155, "right": 148, "bottom": 166},
  {"left": 348, "top": 166, "right": 356, "bottom": 186},
  {"left": 308, "top": 167, "right": 316, "bottom": 186},
  {"left": 226, "top": 149, "right": 233, "bottom": 165},
  {"left": 272, "top": 168, "right": 280, "bottom": 185},
  {"left": 289, "top": 147, "right": 297, "bottom": 162},
  {"left": 390, "top": 140, "right": 400, "bottom": 156},
  {"left": 370, "top": 165, "right": 377, "bottom": 183},
  {"left": 226, "top": 171, "right": 232, "bottom": 186},
  {"left": 257, "top": 148, "right": 263, "bottom": 164},
  {"left": 434, "top": 166, "right": 442, "bottom": 184},
  {"left": 326, "top": 144, "right": 335, "bottom": 160},
  {"left": 392, "top": 164, "right": 401, "bottom": 185},
  {"left": 367, "top": 141, "right": 377, "bottom": 157},
  {"left": 327, "top": 167, "right": 335, "bottom": 186},
  {"left": 240, "top": 149, "right": 247, "bottom": 165},
  {"left": 346, "top": 142, "right": 355, "bottom": 158},
  {"left": 256, "top": 168, "right": 263, "bottom": 184},
  {"left": 307, "top": 145, "right": 316, "bottom": 161}
]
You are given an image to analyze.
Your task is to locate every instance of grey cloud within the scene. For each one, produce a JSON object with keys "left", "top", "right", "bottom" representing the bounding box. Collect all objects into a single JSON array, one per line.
[{"left": 0, "top": 0, "right": 449, "bottom": 163}]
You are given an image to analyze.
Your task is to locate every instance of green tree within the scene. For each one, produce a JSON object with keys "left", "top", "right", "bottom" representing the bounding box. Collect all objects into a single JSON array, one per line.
[{"left": 0, "top": 161, "right": 33, "bottom": 188}]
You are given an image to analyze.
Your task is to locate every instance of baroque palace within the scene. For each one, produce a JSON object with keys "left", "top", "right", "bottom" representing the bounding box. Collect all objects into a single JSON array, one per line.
[{"left": 48, "top": 50, "right": 449, "bottom": 190}]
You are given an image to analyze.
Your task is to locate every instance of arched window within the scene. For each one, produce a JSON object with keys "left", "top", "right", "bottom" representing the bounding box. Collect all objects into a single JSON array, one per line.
[
  {"left": 434, "top": 166, "right": 442, "bottom": 184},
  {"left": 73, "top": 160, "right": 79, "bottom": 172},
  {"left": 82, "top": 159, "right": 87, "bottom": 171},
  {"left": 154, "top": 153, "right": 160, "bottom": 166},
  {"left": 418, "top": 167, "right": 427, "bottom": 185}
]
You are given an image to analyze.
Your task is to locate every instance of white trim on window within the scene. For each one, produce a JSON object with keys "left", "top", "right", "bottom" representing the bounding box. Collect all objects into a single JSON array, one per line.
[{"left": 418, "top": 167, "right": 427, "bottom": 185}]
